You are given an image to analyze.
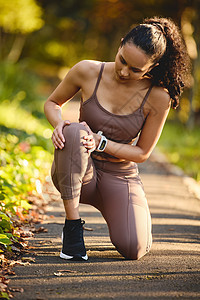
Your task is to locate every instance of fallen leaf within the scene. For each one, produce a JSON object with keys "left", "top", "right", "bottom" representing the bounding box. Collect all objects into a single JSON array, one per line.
[
  {"left": 21, "top": 257, "right": 35, "bottom": 263},
  {"left": 11, "top": 260, "right": 31, "bottom": 266},
  {"left": 57, "top": 270, "right": 77, "bottom": 273},
  {"left": 4, "top": 269, "right": 16, "bottom": 276},
  {"left": 54, "top": 272, "right": 64, "bottom": 277},
  {"left": 83, "top": 226, "right": 93, "bottom": 231},
  {"left": 11, "top": 246, "right": 21, "bottom": 252},
  {"left": 0, "top": 282, "right": 7, "bottom": 289},
  {"left": 10, "top": 287, "right": 24, "bottom": 293},
  {"left": 32, "top": 227, "right": 48, "bottom": 233}
]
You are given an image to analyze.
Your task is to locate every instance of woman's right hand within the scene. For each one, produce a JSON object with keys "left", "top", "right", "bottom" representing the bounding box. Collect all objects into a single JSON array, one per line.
[{"left": 51, "top": 120, "right": 71, "bottom": 149}]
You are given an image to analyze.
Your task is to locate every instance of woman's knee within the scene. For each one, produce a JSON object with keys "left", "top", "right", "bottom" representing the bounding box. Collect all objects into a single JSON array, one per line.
[
  {"left": 127, "top": 247, "right": 150, "bottom": 260},
  {"left": 62, "top": 122, "right": 88, "bottom": 140},
  {"left": 119, "top": 245, "right": 149, "bottom": 260},
  {"left": 112, "top": 236, "right": 151, "bottom": 260}
]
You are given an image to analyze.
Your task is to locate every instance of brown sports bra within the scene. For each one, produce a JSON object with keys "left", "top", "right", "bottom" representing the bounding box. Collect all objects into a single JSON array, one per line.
[{"left": 79, "top": 62, "right": 153, "bottom": 161}]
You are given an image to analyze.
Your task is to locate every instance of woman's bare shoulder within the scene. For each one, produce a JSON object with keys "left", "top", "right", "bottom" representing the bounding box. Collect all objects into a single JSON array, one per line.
[
  {"left": 64, "top": 60, "right": 103, "bottom": 88},
  {"left": 149, "top": 85, "right": 171, "bottom": 111},
  {"left": 73, "top": 60, "right": 103, "bottom": 78}
]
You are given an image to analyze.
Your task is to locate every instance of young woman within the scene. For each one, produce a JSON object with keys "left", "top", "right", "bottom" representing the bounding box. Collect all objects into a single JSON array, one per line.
[{"left": 44, "top": 17, "right": 190, "bottom": 261}]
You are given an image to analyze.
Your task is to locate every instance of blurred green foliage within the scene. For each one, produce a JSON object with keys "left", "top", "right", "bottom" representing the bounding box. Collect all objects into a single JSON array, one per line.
[
  {"left": 158, "top": 121, "right": 200, "bottom": 181},
  {"left": 0, "top": 123, "right": 53, "bottom": 251},
  {"left": 0, "top": 128, "right": 52, "bottom": 214},
  {"left": 0, "top": 211, "right": 19, "bottom": 248},
  {"left": 0, "top": 61, "right": 45, "bottom": 114},
  {"left": 0, "top": 60, "right": 53, "bottom": 253},
  {"left": 0, "top": 120, "right": 53, "bottom": 245},
  {"left": 0, "top": 0, "right": 43, "bottom": 34}
]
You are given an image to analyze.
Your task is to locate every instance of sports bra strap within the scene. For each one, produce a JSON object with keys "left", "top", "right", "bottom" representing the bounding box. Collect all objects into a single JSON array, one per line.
[
  {"left": 93, "top": 62, "right": 105, "bottom": 95},
  {"left": 140, "top": 85, "right": 153, "bottom": 108}
]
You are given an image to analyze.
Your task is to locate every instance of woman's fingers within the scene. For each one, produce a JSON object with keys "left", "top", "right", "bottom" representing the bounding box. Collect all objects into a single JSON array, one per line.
[
  {"left": 80, "top": 121, "right": 92, "bottom": 135},
  {"left": 52, "top": 120, "right": 96, "bottom": 151},
  {"left": 52, "top": 120, "right": 71, "bottom": 149},
  {"left": 52, "top": 129, "right": 64, "bottom": 147},
  {"left": 57, "top": 128, "right": 65, "bottom": 143},
  {"left": 83, "top": 135, "right": 94, "bottom": 146},
  {"left": 83, "top": 140, "right": 95, "bottom": 148},
  {"left": 82, "top": 136, "right": 96, "bottom": 153},
  {"left": 52, "top": 133, "right": 64, "bottom": 149},
  {"left": 83, "top": 134, "right": 93, "bottom": 141},
  {"left": 80, "top": 122, "right": 96, "bottom": 152},
  {"left": 60, "top": 120, "right": 71, "bottom": 142}
]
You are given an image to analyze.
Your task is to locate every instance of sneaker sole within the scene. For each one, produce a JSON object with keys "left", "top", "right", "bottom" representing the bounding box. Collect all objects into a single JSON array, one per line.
[
  {"left": 60, "top": 251, "right": 88, "bottom": 261},
  {"left": 60, "top": 232, "right": 88, "bottom": 261}
]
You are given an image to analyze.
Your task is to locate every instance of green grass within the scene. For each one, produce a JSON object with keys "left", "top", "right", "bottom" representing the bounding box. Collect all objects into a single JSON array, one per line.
[{"left": 157, "top": 121, "right": 200, "bottom": 182}]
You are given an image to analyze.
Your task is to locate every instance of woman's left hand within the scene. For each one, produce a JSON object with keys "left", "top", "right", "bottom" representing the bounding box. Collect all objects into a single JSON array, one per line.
[{"left": 80, "top": 121, "right": 100, "bottom": 153}]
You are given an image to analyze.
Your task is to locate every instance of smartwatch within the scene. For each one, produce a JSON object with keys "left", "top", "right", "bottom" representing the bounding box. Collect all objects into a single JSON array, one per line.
[{"left": 96, "top": 131, "right": 108, "bottom": 152}]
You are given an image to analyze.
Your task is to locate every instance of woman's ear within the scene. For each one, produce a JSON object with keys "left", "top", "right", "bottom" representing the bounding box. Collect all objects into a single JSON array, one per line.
[
  {"left": 118, "top": 42, "right": 123, "bottom": 52},
  {"left": 143, "top": 63, "right": 159, "bottom": 77},
  {"left": 143, "top": 63, "right": 159, "bottom": 78},
  {"left": 148, "top": 62, "right": 159, "bottom": 72},
  {"left": 119, "top": 38, "right": 124, "bottom": 48}
]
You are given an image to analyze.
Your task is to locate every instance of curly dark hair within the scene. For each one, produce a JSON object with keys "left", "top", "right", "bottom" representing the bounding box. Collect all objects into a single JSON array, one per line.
[{"left": 121, "top": 17, "right": 191, "bottom": 109}]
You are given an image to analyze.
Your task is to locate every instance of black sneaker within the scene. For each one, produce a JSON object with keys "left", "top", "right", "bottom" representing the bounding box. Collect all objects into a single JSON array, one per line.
[{"left": 60, "top": 218, "right": 88, "bottom": 261}]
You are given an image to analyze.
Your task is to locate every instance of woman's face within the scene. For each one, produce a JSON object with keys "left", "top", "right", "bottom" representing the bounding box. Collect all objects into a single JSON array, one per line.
[{"left": 114, "top": 42, "right": 154, "bottom": 82}]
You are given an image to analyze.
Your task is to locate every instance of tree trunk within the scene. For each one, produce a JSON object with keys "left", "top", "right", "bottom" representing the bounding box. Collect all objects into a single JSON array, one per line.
[{"left": 7, "top": 34, "right": 26, "bottom": 63}]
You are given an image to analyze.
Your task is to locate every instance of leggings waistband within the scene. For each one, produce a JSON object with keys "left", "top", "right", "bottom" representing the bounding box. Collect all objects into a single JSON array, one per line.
[{"left": 92, "top": 158, "right": 138, "bottom": 175}]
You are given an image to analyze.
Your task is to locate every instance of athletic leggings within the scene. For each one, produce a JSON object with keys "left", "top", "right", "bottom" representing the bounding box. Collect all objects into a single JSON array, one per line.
[{"left": 51, "top": 122, "right": 152, "bottom": 260}]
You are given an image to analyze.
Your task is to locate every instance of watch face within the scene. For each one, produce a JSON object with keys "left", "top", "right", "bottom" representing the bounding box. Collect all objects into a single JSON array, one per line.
[{"left": 99, "top": 140, "right": 106, "bottom": 150}]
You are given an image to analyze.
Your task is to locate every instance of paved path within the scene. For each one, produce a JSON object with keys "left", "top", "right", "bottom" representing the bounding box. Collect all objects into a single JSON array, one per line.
[{"left": 10, "top": 101, "right": 200, "bottom": 300}]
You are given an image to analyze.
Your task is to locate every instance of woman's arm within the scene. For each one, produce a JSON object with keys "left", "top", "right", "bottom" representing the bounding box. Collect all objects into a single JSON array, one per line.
[
  {"left": 44, "top": 61, "right": 91, "bottom": 149},
  {"left": 44, "top": 62, "right": 84, "bottom": 128},
  {"left": 103, "top": 88, "right": 171, "bottom": 162}
]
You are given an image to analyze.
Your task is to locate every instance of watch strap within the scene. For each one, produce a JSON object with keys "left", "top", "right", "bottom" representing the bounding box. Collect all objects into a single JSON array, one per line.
[{"left": 96, "top": 131, "right": 107, "bottom": 152}]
